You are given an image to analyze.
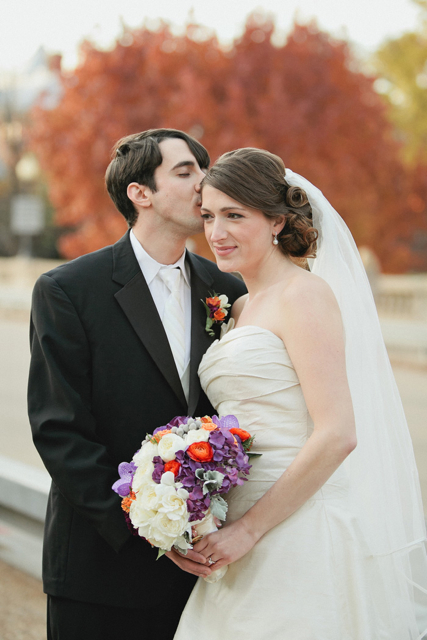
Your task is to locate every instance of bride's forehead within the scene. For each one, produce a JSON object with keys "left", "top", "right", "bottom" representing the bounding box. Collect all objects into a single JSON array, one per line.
[{"left": 201, "top": 185, "right": 243, "bottom": 208}]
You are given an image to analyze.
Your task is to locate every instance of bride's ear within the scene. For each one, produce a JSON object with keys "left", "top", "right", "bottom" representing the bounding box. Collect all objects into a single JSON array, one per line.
[{"left": 273, "top": 216, "right": 285, "bottom": 236}]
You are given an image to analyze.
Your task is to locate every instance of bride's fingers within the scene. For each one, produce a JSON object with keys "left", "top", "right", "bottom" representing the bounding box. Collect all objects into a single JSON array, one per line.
[{"left": 193, "top": 536, "right": 211, "bottom": 554}]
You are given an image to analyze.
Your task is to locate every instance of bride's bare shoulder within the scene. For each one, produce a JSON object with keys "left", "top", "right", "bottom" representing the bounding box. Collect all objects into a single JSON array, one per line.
[
  {"left": 281, "top": 270, "right": 340, "bottom": 317},
  {"left": 231, "top": 294, "right": 249, "bottom": 322}
]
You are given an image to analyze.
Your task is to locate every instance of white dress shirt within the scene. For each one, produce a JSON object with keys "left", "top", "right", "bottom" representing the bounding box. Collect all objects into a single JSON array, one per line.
[{"left": 129, "top": 230, "right": 191, "bottom": 401}]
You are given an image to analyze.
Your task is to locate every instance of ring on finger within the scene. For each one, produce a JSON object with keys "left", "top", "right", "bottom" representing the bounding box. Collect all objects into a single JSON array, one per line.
[{"left": 208, "top": 556, "right": 216, "bottom": 565}]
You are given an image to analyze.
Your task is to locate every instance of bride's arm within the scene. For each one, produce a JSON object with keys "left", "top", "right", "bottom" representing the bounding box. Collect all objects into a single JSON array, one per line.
[{"left": 194, "top": 277, "right": 357, "bottom": 569}]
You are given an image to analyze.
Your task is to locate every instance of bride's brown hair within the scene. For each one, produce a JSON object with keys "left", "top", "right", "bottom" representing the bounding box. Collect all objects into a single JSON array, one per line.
[{"left": 202, "top": 148, "right": 317, "bottom": 258}]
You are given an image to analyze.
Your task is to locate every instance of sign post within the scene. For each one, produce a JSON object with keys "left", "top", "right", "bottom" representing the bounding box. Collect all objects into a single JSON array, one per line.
[{"left": 10, "top": 194, "right": 45, "bottom": 257}]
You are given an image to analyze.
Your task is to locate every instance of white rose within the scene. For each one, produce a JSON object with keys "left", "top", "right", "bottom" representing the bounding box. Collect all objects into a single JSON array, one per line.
[
  {"left": 138, "top": 481, "right": 162, "bottom": 512},
  {"left": 157, "top": 486, "right": 189, "bottom": 521},
  {"left": 133, "top": 440, "right": 158, "bottom": 464},
  {"left": 184, "top": 428, "right": 210, "bottom": 447},
  {"left": 132, "top": 457, "right": 154, "bottom": 492},
  {"left": 157, "top": 433, "right": 185, "bottom": 462},
  {"left": 129, "top": 496, "right": 156, "bottom": 530},
  {"left": 149, "top": 511, "right": 189, "bottom": 550}
]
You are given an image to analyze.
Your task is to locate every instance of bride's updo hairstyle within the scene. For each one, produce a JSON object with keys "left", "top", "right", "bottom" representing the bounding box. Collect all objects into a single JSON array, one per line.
[{"left": 202, "top": 148, "right": 318, "bottom": 258}]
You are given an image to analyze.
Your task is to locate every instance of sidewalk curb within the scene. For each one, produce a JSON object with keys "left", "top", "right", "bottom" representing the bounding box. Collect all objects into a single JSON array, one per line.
[{"left": 0, "top": 454, "right": 50, "bottom": 522}]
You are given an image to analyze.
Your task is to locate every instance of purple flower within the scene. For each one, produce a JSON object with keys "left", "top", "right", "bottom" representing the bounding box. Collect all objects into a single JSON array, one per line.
[
  {"left": 189, "top": 486, "right": 204, "bottom": 500},
  {"left": 181, "top": 476, "right": 195, "bottom": 488},
  {"left": 219, "top": 415, "right": 240, "bottom": 431},
  {"left": 209, "top": 430, "right": 225, "bottom": 448},
  {"left": 152, "top": 456, "right": 165, "bottom": 484},
  {"left": 223, "top": 429, "right": 236, "bottom": 445},
  {"left": 213, "top": 450, "right": 224, "bottom": 462},
  {"left": 112, "top": 461, "right": 136, "bottom": 497},
  {"left": 227, "top": 468, "right": 239, "bottom": 483},
  {"left": 153, "top": 416, "right": 189, "bottom": 434}
]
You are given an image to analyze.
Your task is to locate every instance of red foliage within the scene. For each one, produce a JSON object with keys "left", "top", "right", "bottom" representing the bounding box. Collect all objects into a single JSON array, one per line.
[{"left": 29, "top": 17, "right": 427, "bottom": 272}]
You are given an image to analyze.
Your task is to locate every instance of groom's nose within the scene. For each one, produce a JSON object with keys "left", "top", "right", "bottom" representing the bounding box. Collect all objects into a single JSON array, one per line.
[{"left": 194, "top": 167, "right": 206, "bottom": 190}]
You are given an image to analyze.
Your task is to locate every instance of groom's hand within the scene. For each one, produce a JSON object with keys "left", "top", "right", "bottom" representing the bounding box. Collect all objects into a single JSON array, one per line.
[{"left": 165, "top": 548, "right": 212, "bottom": 578}]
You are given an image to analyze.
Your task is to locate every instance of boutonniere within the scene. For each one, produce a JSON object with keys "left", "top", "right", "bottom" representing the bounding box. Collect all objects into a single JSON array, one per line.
[{"left": 202, "top": 293, "right": 231, "bottom": 337}]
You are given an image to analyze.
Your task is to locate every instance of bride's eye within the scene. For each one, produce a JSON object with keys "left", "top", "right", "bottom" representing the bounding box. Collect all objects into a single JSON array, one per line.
[
  {"left": 201, "top": 213, "right": 213, "bottom": 220},
  {"left": 228, "top": 213, "right": 243, "bottom": 219}
]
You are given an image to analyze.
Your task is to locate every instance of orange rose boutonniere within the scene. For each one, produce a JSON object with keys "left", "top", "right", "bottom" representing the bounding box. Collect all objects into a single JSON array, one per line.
[{"left": 202, "top": 293, "right": 231, "bottom": 337}]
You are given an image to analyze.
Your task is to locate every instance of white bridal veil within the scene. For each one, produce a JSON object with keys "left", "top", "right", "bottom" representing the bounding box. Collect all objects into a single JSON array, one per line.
[{"left": 286, "top": 169, "right": 427, "bottom": 638}]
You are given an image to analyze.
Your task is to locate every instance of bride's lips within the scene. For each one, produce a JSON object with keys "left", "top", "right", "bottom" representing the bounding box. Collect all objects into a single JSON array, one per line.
[{"left": 213, "top": 246, "right": 236, "bottom": 257}]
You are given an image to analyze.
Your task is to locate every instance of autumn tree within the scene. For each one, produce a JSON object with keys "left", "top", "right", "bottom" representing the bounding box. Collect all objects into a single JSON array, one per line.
[
  {"left": 374, "top": 1, "right": 427, "bottom": 165},
  {"left": 30, "top": 15, "right": 427, "bottom": 272}
]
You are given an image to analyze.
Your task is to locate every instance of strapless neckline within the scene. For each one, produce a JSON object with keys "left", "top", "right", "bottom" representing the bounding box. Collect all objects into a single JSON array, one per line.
[{"left": 219, "top": 322, "right": 285, "bottom": 346}]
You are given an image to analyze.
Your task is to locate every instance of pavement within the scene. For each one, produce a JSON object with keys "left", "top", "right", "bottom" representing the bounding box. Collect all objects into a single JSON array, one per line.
[{"left": 0, "top": 559, "right": 45, "bottom": 640}]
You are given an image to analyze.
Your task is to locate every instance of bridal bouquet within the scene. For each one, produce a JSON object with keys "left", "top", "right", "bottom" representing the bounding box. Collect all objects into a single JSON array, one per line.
[{"left": 112, "top": 414, "right": 256, "bottom": 582}]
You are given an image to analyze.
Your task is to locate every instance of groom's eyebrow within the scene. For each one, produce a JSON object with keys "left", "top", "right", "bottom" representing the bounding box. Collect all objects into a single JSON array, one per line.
[{"left": 170, "top": 160, "right": 196, "bottom": 171}]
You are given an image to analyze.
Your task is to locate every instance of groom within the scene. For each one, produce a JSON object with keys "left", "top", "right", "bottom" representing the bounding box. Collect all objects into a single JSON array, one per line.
[{"left": 28, "top": 128, "right": 246, "bottom": 640}]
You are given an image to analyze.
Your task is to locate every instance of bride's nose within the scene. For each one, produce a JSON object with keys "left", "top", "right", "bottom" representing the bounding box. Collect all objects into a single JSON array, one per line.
[{"left": 208, "top": 217, "right": 228, "bottom": 242}]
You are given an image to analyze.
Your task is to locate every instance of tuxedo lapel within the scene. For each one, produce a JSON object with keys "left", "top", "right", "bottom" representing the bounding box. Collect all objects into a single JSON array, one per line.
[
  {"left": 186, "top": 252, "right": 215, "bottom": 416},
  {"left": 112, "top": 232, "right": 187, "bottom": 409}
]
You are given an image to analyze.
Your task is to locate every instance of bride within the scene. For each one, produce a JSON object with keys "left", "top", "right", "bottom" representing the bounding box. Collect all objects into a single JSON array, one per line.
[{"left": 174, "top": 148, "right": 427, "bottom": 639}]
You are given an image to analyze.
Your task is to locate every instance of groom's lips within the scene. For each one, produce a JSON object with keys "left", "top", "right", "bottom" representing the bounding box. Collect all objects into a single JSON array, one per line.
[{"left": 213, "top": 246, "right": 236, "bottom": 257}]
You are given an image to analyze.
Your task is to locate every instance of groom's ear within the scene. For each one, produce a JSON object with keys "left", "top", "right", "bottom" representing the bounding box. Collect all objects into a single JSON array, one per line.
[{"left": 127, "top": 183, "right": 153, "bottom": 209}]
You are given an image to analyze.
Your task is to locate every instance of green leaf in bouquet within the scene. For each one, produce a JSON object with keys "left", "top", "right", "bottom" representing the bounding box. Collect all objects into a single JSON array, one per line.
[
  {"left": 248, "top": 452, "right": 263, "bottom": 459},
  {"left": 195, "top": 468, "right": 205, "bottom": 481},
  {"left": 210, "top": 495, "right": 228, "bottom": 521},
  {"left": 243, "top": 435, "right": 256, "bottom": 451},
  {"left": 156, "top": 548, "right": 167, "bottom": 560},
  {"left": 202, "top": 470, "right": 225, "bottom": 495}
]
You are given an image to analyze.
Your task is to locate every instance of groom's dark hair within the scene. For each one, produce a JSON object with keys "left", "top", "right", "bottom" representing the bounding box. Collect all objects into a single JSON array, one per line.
[{"left": 105, "top": 128, "right": 210, "bottom": 227}]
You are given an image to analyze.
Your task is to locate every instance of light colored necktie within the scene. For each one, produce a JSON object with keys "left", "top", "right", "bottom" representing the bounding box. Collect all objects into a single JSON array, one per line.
[{"left": 159, "top": 267, "right": 186, "bottom": 378}]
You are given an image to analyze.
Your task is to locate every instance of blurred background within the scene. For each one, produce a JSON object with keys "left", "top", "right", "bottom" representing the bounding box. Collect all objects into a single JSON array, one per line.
[{"left": 0, "top": 0, "right": 427, "bottom": 637}]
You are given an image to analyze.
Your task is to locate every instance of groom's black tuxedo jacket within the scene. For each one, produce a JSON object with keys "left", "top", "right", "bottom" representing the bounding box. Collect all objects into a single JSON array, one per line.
[{"left": 28, "top": 231, "right": 246, "bottom": 609}]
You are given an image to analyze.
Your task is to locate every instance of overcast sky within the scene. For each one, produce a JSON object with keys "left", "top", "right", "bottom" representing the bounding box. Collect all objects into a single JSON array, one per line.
[{"left": 0, "top": 0, "right": 423, "bottom": 73}]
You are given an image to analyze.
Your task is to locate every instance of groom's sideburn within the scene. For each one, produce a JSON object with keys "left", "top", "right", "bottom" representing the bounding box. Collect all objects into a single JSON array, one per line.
[{"left": 28, "top": 230, "right": 246, "bottom": 639}]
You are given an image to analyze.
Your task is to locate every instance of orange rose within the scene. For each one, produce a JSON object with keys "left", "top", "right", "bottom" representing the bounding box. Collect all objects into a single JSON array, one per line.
[
  {"left": 187, "top": 442, "right": 214, "bottom": 463},
  {"left": 201, "top": 422, "right": 217, "bottom": 432},
  {"left": 230, "top": 427, "right": 251, "bottom": 442},
  {"left": 153, "top": 428, "right": 171, "bottom": 442},
  {"left": 206, "top": 296, "right": 220, "bottom": 307},
  {"left": 164, "top": 460, "right": 181, "bottom": 477},
  {"left": 201, "top": 416, "right": 212, "bottom": 423},
  {"left": 213, "top": 309, "right": 226, "bottom": 321}
]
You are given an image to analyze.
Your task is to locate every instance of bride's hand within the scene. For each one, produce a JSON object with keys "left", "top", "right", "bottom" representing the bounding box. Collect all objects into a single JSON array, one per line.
[
  {"left": 193, "top": 519, "right": 259, "bottom": 571},
  {"left": 165, "top": 547, "right": 213, "bottom": 578}
]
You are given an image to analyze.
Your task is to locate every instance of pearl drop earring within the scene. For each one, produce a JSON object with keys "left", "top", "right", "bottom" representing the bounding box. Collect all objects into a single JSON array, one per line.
[{"left": 273, "top": 232, "right": 279, "bottom": 246}]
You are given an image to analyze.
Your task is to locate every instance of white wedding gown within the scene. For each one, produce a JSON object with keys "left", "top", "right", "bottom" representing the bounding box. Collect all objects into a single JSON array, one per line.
[{"left": 174, "top": 324, "right": 421, "bottom": 640}]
